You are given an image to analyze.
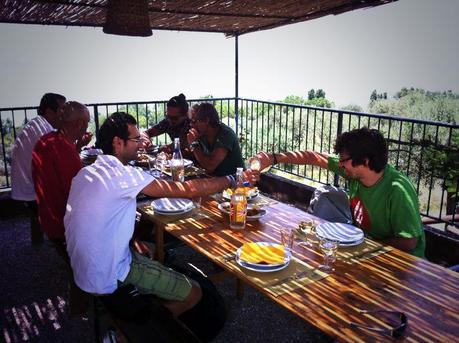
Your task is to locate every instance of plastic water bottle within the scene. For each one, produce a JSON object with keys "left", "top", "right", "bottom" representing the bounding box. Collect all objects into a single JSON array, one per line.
[{"left": 170, "top": 138, "right": 184, "bottom": 182}]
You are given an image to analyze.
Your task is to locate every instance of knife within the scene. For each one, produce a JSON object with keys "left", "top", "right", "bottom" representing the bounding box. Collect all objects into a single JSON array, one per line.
[{"left": 269, "top": 269, "right": 316, "bottom": 287}]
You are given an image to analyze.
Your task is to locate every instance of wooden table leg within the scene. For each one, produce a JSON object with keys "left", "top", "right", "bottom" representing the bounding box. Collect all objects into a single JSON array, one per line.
[{"left": 155, "top": 225, "right": 165, "bottom": 263}]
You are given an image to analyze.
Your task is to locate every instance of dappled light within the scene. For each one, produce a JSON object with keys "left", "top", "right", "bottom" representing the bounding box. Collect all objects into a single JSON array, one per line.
[{"left": 2, "top": 296, "right": 68, "bottom": 343}]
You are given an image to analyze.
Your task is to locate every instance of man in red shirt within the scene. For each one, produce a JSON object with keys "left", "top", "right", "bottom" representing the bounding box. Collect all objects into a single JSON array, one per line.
[{"left": 32, "top": 101, "right": 91, "bottom": 255}]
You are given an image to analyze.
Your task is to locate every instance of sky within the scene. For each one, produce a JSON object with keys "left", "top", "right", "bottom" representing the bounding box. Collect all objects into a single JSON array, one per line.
[{"left": 0, "top": 0, "right": 458, "bottom": 110}]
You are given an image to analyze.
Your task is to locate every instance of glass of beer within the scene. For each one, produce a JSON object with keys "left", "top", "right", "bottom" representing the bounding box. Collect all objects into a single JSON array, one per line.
[{"left": 229, "top": 193, "right": 247, "bottom": 229}]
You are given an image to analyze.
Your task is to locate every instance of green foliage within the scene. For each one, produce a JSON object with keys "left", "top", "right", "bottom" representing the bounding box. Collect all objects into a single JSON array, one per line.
[
  {"left": 368, "top": 88, "right": 459, "bottom": 124},
  {"left": 340, "top": 104, "right": 363, "bottom": 112}
]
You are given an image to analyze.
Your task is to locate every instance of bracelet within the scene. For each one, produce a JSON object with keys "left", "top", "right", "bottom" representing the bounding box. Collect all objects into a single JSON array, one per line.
[
  {"left": 190, "top": 140, "right": 201, "bottom": 152},
  {"left": 225, "top": 175, "right": 236, "bottom": 189},
  {"left": 272, "top": 153, "right": 278, "bottom": 165}
]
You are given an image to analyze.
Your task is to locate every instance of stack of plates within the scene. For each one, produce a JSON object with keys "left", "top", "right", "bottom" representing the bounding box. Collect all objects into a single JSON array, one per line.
[
  {"left": 151, "top": 198, "right": 194, "bottom": 216},
  {"left": 315, "top": 222, "right": 364, "bottom": 246},
  {"left": 236, "top": 242, "right": 291, "bottom": 272}
]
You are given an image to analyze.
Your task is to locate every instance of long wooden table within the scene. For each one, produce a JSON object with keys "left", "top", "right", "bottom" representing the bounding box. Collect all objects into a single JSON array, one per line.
[{"left": 138, "top": 195, "right": 459, "bottom": 342}]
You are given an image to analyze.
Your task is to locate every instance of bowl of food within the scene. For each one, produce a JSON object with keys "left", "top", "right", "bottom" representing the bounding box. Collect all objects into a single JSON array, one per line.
[{"left": 217, "top": 202, "right": 266, "bottom": 221}]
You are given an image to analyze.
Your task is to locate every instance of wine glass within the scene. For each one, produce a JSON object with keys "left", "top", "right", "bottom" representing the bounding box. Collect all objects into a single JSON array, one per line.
[
  {"left": 248, "top": 156, "right": 261, "bottom": 171},
  {"left": 297, "top": 219, "right": 317, "bottom": 248},
  {"left": 318, "top": 237, "right": 339, "bottom": 273}
]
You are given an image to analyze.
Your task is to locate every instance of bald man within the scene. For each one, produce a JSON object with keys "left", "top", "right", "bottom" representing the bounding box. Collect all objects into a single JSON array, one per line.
[{"left": 32, "top": 101, "right": 91, "bottom": 248}]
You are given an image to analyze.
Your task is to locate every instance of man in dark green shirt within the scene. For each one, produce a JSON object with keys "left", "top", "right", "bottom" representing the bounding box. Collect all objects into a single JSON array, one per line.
[{"left": 187, "top": 103, "right": 243, "bottom": 176}]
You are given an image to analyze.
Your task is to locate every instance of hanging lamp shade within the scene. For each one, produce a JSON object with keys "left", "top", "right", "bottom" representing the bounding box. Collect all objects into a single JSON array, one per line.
[{"left": 103, "top": 0, "right": 152, "bottom": 37}]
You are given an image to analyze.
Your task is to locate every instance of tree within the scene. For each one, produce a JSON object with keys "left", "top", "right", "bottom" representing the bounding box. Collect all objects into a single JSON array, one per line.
[
  {"left": 370, "top": 90, "right": 378, "bottom": 102},
  {"left": 315, "top": 89, "right": 325, "bottom": 98},
  {"left": 308, "top": 89, "right": 315, "bottom": 100}
]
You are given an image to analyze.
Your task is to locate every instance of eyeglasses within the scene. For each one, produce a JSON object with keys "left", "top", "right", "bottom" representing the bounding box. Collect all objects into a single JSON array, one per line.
[
  {"left": 126, "top": 136, "right": 141, "bottom": 143},
  {"left": 349, "top": 310, "right": 407, "bottom": 339},
  {"left": 339, "top": 156, "right": 352, "bottom": 164}
]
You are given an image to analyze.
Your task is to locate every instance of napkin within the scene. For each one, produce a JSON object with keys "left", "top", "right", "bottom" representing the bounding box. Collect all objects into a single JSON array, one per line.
[{"left": 239, "top": 243, "right": 285, "bottom": 265}]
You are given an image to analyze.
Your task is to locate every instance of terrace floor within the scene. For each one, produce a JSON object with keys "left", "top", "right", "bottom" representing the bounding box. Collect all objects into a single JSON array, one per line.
[{"left": 0, "top": 211, "right": 332, "bottom": 343}]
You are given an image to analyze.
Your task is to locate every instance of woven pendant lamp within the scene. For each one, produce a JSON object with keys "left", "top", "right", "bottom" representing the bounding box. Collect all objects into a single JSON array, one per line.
[{"left": 103, "top": 0, "right": 152, "bottom": 37}]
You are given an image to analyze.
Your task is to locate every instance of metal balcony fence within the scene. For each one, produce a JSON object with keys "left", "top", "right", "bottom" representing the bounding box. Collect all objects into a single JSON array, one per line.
[{"left": 1, "top": 97, "right": 458, "bottom": 232}]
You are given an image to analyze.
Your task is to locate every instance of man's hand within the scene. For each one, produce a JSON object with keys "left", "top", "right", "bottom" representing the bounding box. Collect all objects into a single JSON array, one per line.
[
  {"left": 140, "top": 132, "right": 152, "bottom": 149},
  {"left": 187, "top": 128, "right": 200, "bottom": 145},
  {"left": 243, "top": 169, "right": 260, "bottom": 186},
  {"left": 254, "top": 151, "right": 274, "bottom": 172},
  {"left": 76, "top": 132, "right": 93, "bottom": 151}
]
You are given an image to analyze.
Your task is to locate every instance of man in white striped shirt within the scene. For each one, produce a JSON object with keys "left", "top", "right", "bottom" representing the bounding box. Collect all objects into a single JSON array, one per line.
[{"left": 11, "top": 93, "right": 66, "bottom": 245}]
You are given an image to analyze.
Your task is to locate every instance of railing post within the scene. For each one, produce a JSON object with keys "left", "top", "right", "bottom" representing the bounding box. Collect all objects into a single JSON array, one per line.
[
  {"left": 234, "top": 35, "right": 239, "bottom": 136},
  {"left": 333, "top": 111, "right": 344, "bottom": 186},
  {"left": 93, "top": 105, "right": 100, "bottom": 133}
]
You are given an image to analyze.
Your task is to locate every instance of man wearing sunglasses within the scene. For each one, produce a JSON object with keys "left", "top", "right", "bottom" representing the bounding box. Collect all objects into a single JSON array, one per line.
[
  {"left": 140, "top": 93, "right": 192, "bottom": 157},
  {"left": 187, "top": 102, "right": 244, "bottom": 176},
  {"left": 254, "top": 127, "right": 425, "bottom": 257}
]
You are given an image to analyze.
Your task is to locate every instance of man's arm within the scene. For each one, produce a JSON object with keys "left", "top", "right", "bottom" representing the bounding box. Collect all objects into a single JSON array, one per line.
[
  {"left": 192, "top": 146, "right": 228, "bottom": 174},
  {"left": 255, "top": 150, "right": 329, "bottom": 171},
  {"left": 141, "top": 169, "right": 259, "bottom": 198},
  {"left": 381, "top": 236, "right": 418, "bottom": 252}
]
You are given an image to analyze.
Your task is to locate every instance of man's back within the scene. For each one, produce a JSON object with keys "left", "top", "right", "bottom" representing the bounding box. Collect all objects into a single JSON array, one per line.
[
  {"left": 64, "top": 154, "right": 154, "bottom": 294},
  {"left": 11, "top": 116, "right": 53, "bottom": 201},
  {"left": 32, "top": 131, "right": 82, "bottom": 240}
]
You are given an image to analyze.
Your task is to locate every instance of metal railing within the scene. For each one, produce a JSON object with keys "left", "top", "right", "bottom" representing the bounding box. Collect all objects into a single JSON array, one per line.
[{"left": 1, "top": 97, "right": 457, "bottom": 232}]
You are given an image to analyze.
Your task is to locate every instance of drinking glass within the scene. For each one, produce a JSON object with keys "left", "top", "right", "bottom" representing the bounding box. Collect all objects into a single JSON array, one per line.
[
  {"left": 192, "top": 197, "right": 202, "bottom": 213},
  {"left": 318, "top": 237, "right": 339, "bottom": 273},
  {"left": 280, "top": 229, "right": 294, "bottom": 252},
  {"left": 153, "top": 152, "right": 167, "bottom": 178},
  {"left": 297, "top": 219, "right": 317, "bottom": 248},
  {"left": 247, "top": 156, "right": 261, "bottom": 171}
]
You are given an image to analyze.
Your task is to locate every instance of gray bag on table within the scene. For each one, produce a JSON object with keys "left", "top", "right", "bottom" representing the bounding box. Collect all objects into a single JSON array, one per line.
[{"left": 307, "top": 185, "right": 353, "bottom": 224}]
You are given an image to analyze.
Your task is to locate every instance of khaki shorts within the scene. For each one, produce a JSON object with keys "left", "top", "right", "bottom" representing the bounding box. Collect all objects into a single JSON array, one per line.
[{"left": 122, "top": 250, "right": 192, "bottom": 301}]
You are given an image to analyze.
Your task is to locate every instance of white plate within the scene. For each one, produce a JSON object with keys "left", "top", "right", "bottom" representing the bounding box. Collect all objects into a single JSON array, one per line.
[
  {"left": 217, "top": 202, "right": 267, "bottom": 221},
  {"left": 338, "top": 237, "right": 364, "bottom": 247},
  {"left": 222, "top": 189, "right": 259, "bottom": 201},
  {"left": 154, "top": 206, "right": 194, "bottom": 216},
  {"left": 316, "top": 222, "right": 364, "bottom": 244},
  {"left": 151, "top": 198, "right": 194, "bottom": 214},
  {"left": 164, "top": 159, "right": 193, "bottom": 169},
  {"left": 235, "top": 242, "right": 291, "bottom": 272}
]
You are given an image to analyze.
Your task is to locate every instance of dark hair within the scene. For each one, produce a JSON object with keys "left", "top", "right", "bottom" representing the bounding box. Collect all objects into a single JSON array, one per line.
[
  {"left": 196, "top": 103, "right": 220, "bottom": 127},
  {"left": 95, "top": 112, "right": 137, "bottom": 155},
  {"left": 334, "top": 127, "right": 388, "bottom": 172},
  {"left": 167, "top": 93, "right": 188, "bottom": 116},
  {"left": 38, "top": 93, "right": 66, "bottom": 116}
]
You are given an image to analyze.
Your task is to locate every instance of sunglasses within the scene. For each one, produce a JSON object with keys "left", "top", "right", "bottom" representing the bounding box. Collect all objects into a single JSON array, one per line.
[
  {"left": 339, "top": 156, "right": 352, "bottom": 164},
  {"left": 349, "top": 310, "right": 407, "bottom": 339}
]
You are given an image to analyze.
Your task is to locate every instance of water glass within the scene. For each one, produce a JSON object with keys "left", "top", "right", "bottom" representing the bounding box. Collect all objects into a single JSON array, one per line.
[
  {"left": 318, "top": 237, "right": 339, "bottom": 273},
  {"left": 192, "top": 197, "right": 202, "bottom": 213},
  {"left": 298, "top": 219, "right": 317, "bottom": 248},
  {"left": 280, "top": 229, "right": 294, "bottom": 252},
  {"left": 153, "top": 152, "right": 167, "bottom": 178}
]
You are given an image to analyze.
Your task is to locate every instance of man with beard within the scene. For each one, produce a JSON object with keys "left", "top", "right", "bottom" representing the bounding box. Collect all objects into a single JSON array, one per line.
[{"left": 254, "top": 127, "right": 425, "bottom": 257}]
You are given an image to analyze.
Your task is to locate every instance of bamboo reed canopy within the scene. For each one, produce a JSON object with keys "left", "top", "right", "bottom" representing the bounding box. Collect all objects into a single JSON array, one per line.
[{"left": 0, "top": 0, "right": 397, "bottom": 37}]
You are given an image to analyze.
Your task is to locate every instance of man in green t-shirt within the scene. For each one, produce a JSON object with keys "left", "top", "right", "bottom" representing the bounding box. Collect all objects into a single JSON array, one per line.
[
  {"left": 187, "top": 103, "right": 244, "bottom": 176},
  {"left": 255, "top": 127, "right": 425, "bottom": 258}
]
